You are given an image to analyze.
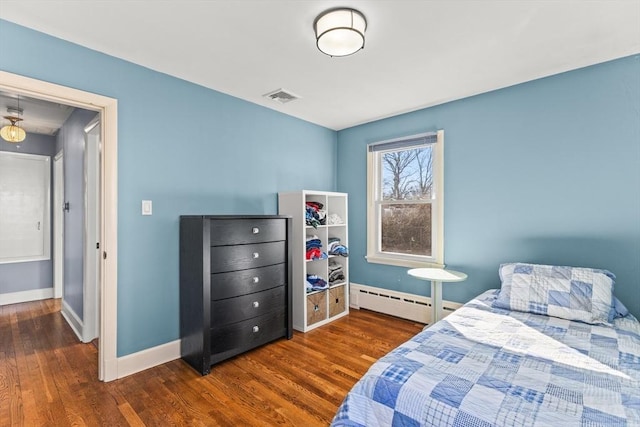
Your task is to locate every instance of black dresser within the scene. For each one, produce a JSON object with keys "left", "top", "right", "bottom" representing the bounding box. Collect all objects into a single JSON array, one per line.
[{"left": 179, "top": 215, "right": 293, "bottom": 375}]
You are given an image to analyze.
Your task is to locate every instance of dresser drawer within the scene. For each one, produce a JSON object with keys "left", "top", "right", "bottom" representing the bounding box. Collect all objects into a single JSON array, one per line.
[
  {"left": 210, "top": 218, "right": 286, "bottom": 246},
  {"left": 210, "top": 311, "right": 287, "bottom": 359},
  {"left": 210, "top": 241, "right": 286, "bottom": 273},
  {"left": 211, "top": 286, "right": 285, "bottom": 326},
  {"left": 211, "top": 263, "right": 286, "bottom": 300}
]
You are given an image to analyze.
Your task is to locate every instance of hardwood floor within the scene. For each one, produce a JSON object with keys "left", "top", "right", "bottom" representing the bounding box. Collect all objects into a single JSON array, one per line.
[{"left": 0, "top": 299, "right": 424, "bottom": 426}]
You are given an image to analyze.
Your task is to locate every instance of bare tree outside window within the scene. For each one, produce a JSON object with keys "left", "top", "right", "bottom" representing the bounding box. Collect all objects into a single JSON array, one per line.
[
  {"left": 414, "top": 148, "right": 433, "bottom": 199},
  {"left": 382, "top": 150, "right": 416, "bottom": 200},
  {"left": 380, "top": 145, "right": 433, "bottom": 256}
]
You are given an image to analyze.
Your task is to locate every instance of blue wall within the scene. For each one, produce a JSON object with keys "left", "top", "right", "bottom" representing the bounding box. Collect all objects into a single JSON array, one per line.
[
  {"left": 0, "top": 20, "right": 337, "bottom": 356},
  {"left": 337, "top": 55, "right": 640, "bottom": 319},
  {"left": 0, "top": 133, "right": 56, "bottom": 294}
]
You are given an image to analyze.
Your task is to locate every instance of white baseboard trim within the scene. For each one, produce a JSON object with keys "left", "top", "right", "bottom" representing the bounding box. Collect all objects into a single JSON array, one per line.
[
  {"left": 61, "top": 299, "right": 85, "bottom": 342},
  {"left": 117, "top": 339, "right": 181, "bottom": 379},
  {"left": 349, "top": 282, "right": 462, "bottom": 324},
  {"left": 0, "top": 287, "right": 54, "bottom": 306}
]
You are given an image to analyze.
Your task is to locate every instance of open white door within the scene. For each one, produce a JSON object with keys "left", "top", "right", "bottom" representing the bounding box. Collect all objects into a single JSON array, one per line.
[
  {"left": 83, "top": 116, "right": 101, "bottom": 342},
  {"left": 54, "top": 151, "right": 64, "bottom": 299}
]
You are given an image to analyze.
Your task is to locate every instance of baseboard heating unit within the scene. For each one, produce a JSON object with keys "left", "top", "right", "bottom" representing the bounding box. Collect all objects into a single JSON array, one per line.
[{"left": 349, "top": 283, "right": 462, "bottom": 325}]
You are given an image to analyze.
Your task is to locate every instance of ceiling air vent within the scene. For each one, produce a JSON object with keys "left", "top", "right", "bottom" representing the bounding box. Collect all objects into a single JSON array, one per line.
[{"left": 263, "top": 88, "right": 300, "bottom": 104}]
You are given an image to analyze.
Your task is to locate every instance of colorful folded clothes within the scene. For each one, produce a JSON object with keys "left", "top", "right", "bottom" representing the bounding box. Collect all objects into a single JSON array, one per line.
[
  {"left": 306, "top": 248, "right": 328, "bottom": 260},
  {"left": 306, "top": 274, "right": 329, "bottom": 292},
  {"left": 305, "top": 202, "right": 327, "bottom": 228},
  {"left": 306, "top": 236, "right": 322, "bottom": 249},
  {"left": 328, "top": 237, "right": 349, "bottom": 257},
  {"left": 306, "top": 235, "right": 327, "bottom": 260}
]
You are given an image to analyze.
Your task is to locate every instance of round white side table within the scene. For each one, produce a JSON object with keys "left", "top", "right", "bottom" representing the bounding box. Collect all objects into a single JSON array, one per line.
[{"left": 407, "top": 268, "right": 467, "bottom": 325}]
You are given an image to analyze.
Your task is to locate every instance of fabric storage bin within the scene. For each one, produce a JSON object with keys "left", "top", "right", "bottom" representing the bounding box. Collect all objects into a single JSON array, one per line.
[
  {"left": 329, "top": 286, "right": 346, "bottom": 318},
  {"left": 306, "top": 291, "right": 327, "bottom": 325}
]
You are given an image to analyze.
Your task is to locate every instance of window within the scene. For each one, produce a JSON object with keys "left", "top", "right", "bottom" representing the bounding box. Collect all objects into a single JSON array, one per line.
[
  {"left": 366, "top": 130, "right": 444, "bottom": 268},
  {"left": 0, "top": 151, "right": 51, "bottom": 264}
]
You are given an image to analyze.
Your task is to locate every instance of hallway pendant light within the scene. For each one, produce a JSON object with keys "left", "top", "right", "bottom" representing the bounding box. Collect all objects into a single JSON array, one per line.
[
  {"left": 314, "top": 8, "right": 367, "bottom": 57},
  {"left": 1, "top": 116, "right": 26, "bottom": 143},
  {"left": 1, "top": 96, "right": 26, "bottom": 143}
]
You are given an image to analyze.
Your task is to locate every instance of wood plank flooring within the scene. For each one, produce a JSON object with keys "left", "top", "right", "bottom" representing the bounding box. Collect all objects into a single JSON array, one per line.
[{"left": 0, "top": 299, "right": 424, "bottom": 426}]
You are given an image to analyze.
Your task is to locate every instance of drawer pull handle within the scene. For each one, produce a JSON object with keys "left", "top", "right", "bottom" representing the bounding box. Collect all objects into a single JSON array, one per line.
[
  {"left": 253, "top": 252, "right": 260, "bottom": 259},
  {"left": 252, "top": 276, "right": 260, "bottom": 284},
  {"left": 252, "top": 301, "right": 259, "bottom": 308},
  {"left": 252, "top": 227, "right": 260, "bottom": 234},
  {"left": 252, "top": 326, "right": 260, "bottom": 333}
]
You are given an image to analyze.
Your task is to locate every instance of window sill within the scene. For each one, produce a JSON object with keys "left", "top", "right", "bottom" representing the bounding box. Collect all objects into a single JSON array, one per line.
[{"left": 365, "top": 254, "right": 444, "bottom": 269}]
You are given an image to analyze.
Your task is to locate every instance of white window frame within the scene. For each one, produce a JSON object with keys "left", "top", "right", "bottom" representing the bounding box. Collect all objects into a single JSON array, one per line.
[
  {"left": 366, "top": 130, "right": 444, "bottom": 268},
  {"left": 0, "top": 151, "right": 51, "bottom": 264}
]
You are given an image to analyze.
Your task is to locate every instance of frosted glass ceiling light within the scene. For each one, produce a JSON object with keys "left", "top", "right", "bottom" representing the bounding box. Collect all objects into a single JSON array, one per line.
[
  {"left": 1, "top": 116, "right": 26, "bottom": 143},
  {"left": 314, "top": 8, "right": 367, "bottom": 57}
]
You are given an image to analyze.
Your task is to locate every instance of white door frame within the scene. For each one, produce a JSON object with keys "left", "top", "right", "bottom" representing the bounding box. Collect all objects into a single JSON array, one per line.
[
  {"left": 0, "top": 70, "right": 119, "bottom": 382},
  {"left": 83, "top": 116, "right": 100, "bottom": 342},
  {"left": 53, "top": 150, "right": 64, "bottom": 299}
]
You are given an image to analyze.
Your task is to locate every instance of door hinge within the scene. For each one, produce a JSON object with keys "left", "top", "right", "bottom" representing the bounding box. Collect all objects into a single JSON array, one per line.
[{"left": 103, "top": 251, "right": 107, "bottom": 260}]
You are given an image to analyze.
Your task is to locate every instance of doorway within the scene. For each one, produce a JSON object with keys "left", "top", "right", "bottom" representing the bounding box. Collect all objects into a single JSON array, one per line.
[{"left": 0, "top": 70, "right": 119, "bottom": 381}]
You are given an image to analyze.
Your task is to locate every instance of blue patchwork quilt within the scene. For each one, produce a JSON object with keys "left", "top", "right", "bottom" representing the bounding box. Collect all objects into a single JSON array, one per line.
[{"left": 332, "top": 290, "right": 640, "bottom": 426}]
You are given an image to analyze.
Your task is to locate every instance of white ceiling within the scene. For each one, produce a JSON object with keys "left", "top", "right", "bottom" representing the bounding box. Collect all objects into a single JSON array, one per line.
[
  {"left": 1, "top": 1, "right": 639, "bottom": 131},
  {"left": 0, "top": 91, "right": 74, "bottom": 136}
]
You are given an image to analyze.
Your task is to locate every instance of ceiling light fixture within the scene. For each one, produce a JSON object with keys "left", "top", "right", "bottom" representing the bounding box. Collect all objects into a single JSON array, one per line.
[
  {"left": 314, "top": 8, "right": 367, "bottom": 57},
  {"left": 1, "top": 97, "right": 26, "bottom": 143},
  {"left": 1, "top": 116, "right": 26, "bottom": 143}
]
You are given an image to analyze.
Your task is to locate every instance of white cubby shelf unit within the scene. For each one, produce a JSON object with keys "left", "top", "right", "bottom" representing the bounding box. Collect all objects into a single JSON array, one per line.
[{"left": 278, "top": 190, "right": 349, "bottom": 332}]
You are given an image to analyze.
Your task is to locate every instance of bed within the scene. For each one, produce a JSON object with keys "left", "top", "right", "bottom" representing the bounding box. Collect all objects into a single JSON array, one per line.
[{"left": 332, "top": 263, "right": 640, "bottom": 426}]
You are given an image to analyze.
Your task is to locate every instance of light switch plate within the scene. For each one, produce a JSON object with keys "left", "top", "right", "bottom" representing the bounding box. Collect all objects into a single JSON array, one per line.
[{"left": 142, "top": 200, "right": 152, "bottom": 215}]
